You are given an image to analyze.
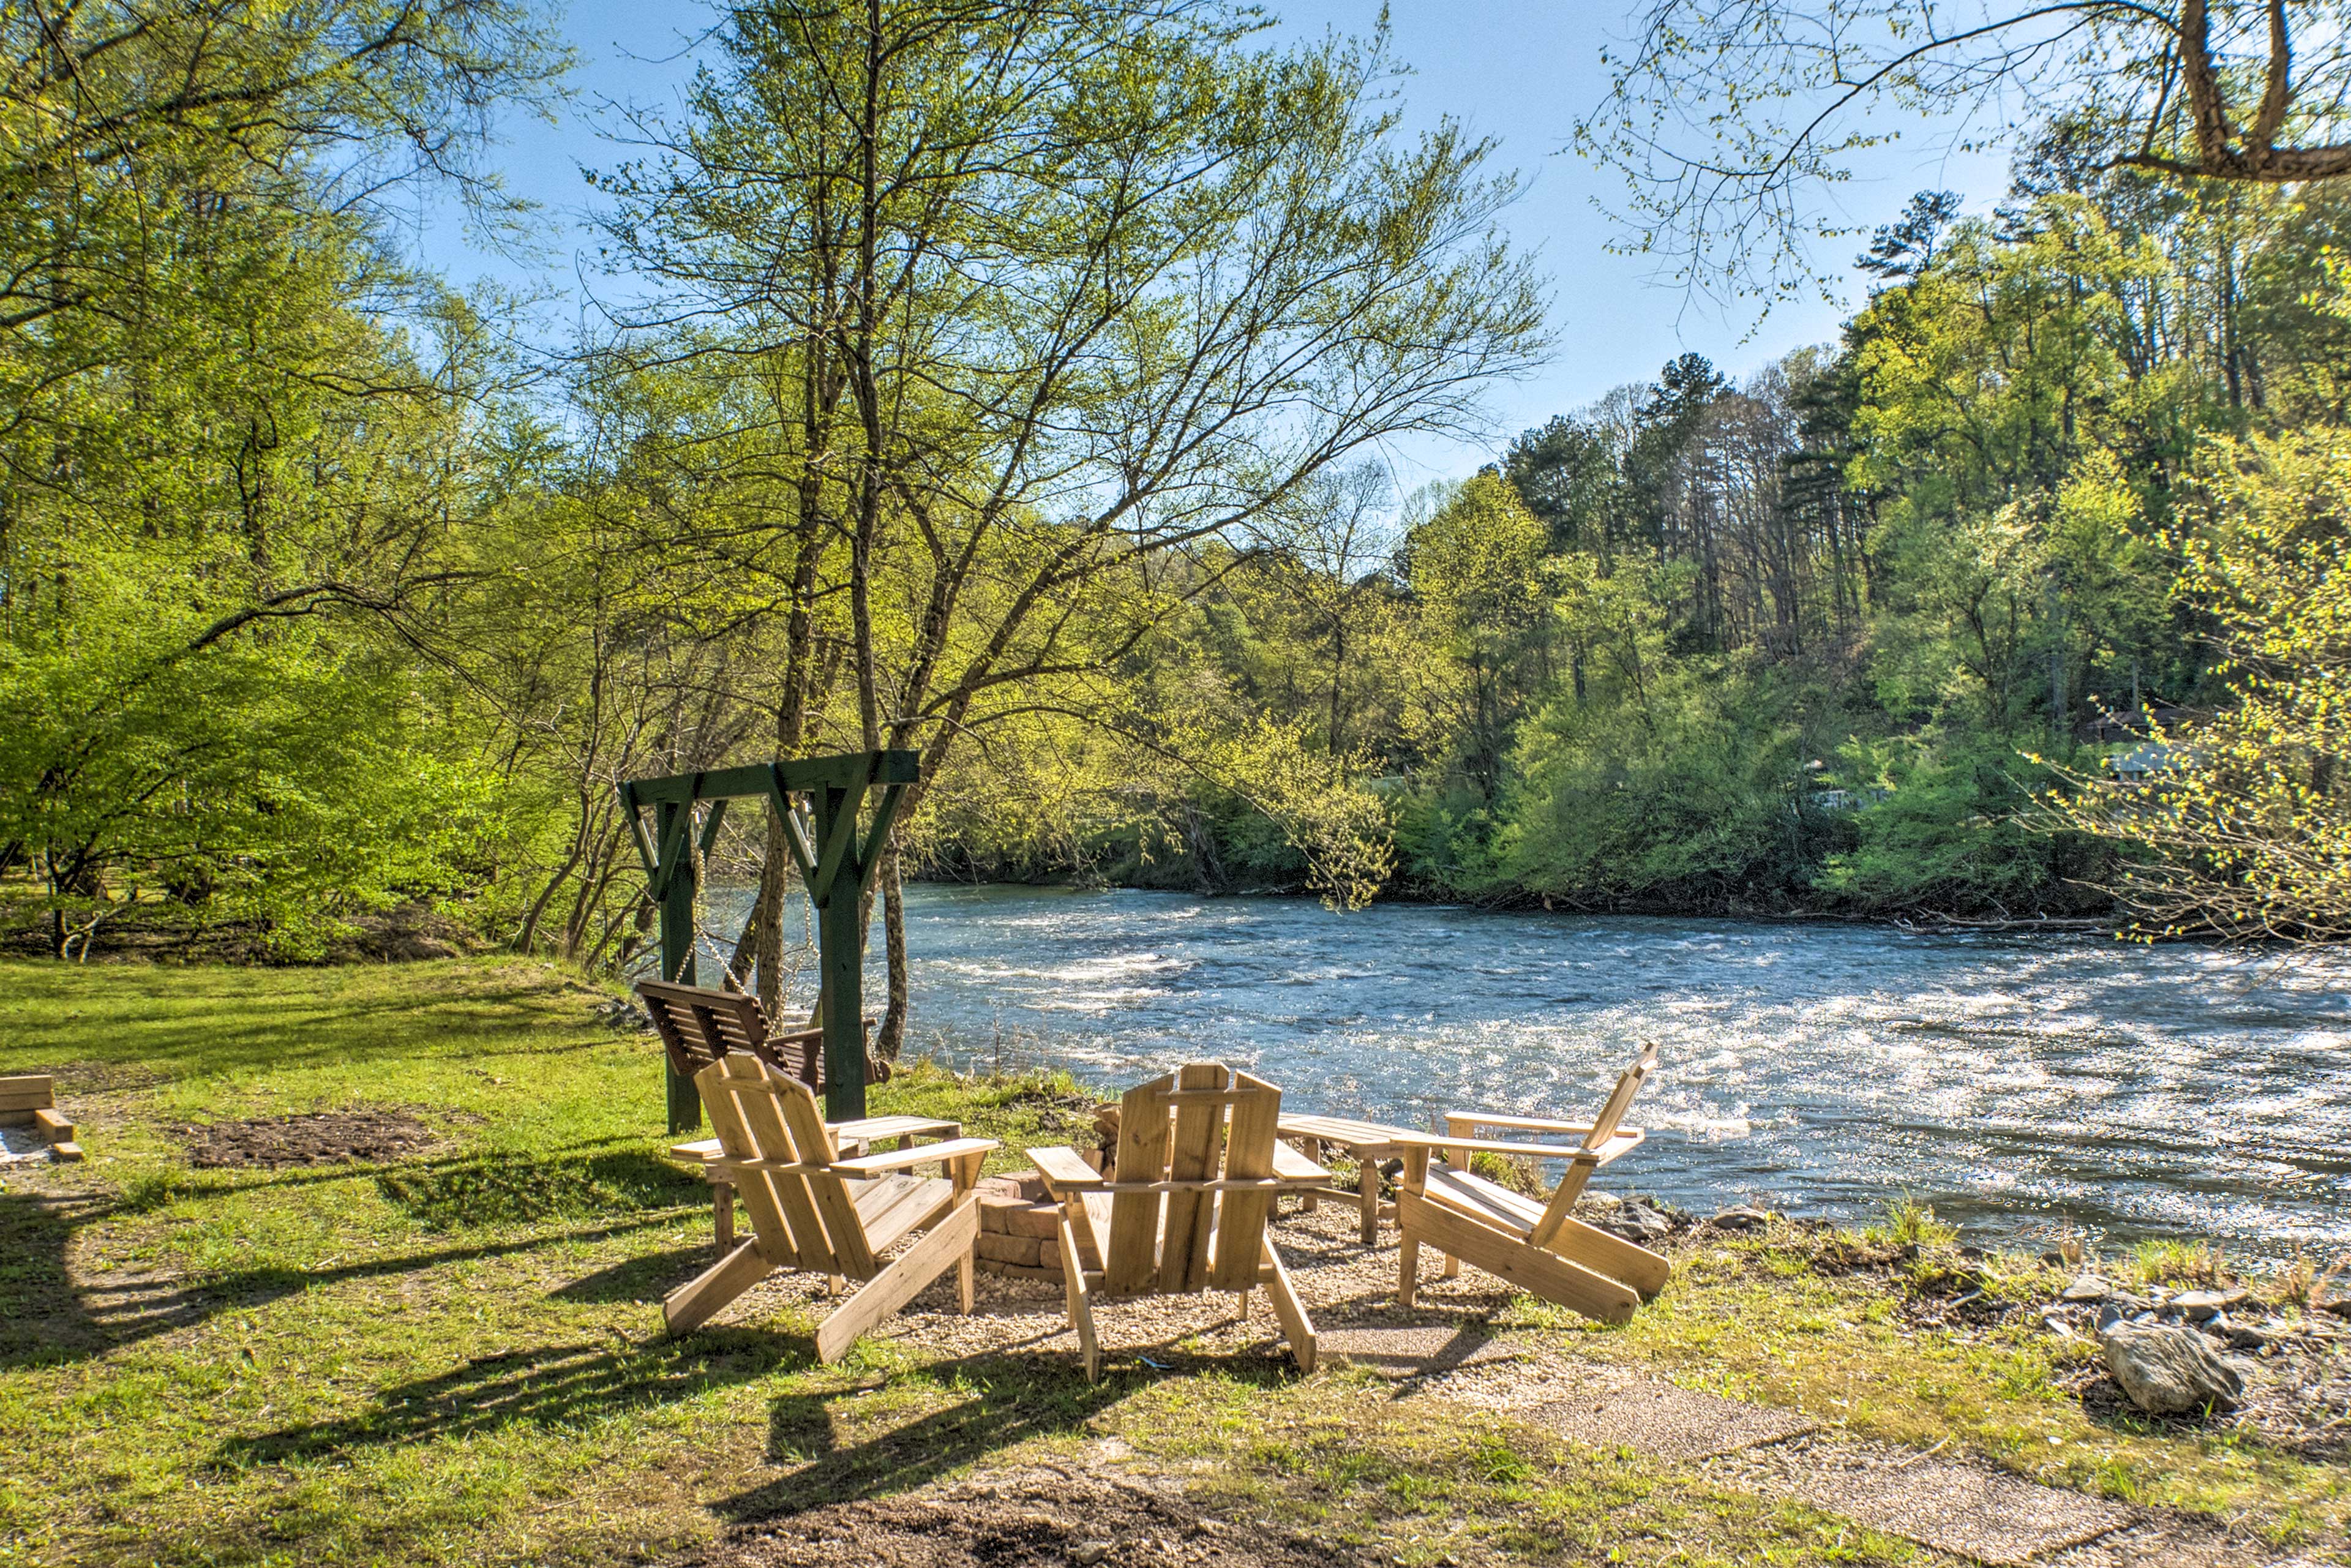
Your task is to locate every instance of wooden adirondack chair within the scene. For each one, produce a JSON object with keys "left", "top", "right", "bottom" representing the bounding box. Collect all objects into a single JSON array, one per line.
[
  {"left": 642, "top": 979, "right": 945, "bottom": 1248},
  {"left": 1395, "top": 1045, "right": 1670, "bottom": 1324},
  {"left": 662, "top": 1052, "right": 999, "bottom": 1359},
  {"left": 1028, "top": 1063, "right": 1329, "bottom": 1381}
]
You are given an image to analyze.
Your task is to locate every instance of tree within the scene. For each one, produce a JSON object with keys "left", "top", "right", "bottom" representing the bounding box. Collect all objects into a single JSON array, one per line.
[
  {"left": 598, "top": 2, "right": 1548, "bottom": 1048},
  {"left": 2041, "top": 432, "right": 2351, "bottom": 937},
  {"left": 1398, "top": 473, "right": 1549, "bottom": 801},
  {"left": 0, "top": 0, "right": 564, "bottom": 956},
  {"left": 1502, "top": 413, "right": 1629, "bottom": 557},
  {"left": 1248, "top": 463, "right": 1398, "bottom": 756},
  {"left": 1575, "top": 0, "right": 2351, "bottom": 306},
  {"left": 1858, "top": 191, "right": 1964, "bottom": 285}
]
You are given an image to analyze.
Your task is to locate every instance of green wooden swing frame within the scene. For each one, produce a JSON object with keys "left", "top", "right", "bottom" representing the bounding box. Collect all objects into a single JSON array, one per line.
[{"left": 618, "top": 749, "right": 918, "bottom": 1130}]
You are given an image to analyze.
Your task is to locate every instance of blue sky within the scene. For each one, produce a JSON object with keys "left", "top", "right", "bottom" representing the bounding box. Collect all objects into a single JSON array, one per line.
[{"left": 418, "top": 0, "right": 2013, "bottom": 484}]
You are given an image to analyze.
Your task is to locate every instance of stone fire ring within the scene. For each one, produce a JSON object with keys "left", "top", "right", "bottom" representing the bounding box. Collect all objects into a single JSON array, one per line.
[{"left": 973, "top": 1171, "right": 1072, "bottom": 1281}]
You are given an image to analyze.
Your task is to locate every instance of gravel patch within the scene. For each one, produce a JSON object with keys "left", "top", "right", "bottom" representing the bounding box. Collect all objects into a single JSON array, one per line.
[{"left": 691, "top": 1201, "right": 1524, "bottom": 1375}]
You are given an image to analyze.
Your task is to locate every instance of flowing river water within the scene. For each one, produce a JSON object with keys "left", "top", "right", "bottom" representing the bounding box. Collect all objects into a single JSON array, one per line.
[{"left": 721, "top": 882, "right": 2351, "bottom": 1261}]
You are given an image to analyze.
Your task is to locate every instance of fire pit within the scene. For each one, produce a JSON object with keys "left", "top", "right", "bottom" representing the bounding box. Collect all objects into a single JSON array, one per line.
[{"left": 973, "top": 1169, "right": 1076, "bottom": 1281}]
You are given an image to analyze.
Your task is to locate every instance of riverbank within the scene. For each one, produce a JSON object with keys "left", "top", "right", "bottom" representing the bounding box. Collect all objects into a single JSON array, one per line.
[{"left": 1, "top": 957, "right": 2344, "bottom": 1566}]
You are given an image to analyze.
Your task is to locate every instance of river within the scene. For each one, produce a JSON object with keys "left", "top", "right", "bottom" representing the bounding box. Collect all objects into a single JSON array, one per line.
[{"left": 719, "top": 882, "right": 2351, "bottom": 1261}]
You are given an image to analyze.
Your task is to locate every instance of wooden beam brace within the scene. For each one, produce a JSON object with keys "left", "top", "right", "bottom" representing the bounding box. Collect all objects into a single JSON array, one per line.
[
  {"left": 764, "top": 779, "right": 819, "bottom": 885},
  {"left": 806, "top": 786, "right": 865, "bottom": 909},
  {"left": 618, "top": 785, "right": 661, "bottom": 883},
  {"left": 648, "top": 792, "right": 694, "bottom": 899},
  {"left": 857, "top": 782, "right": 909, "bottom": 895}
]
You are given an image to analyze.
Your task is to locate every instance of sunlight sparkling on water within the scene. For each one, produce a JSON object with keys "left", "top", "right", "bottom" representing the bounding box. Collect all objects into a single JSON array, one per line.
[{"left": 712, "top": 882, "right": 2351, "bottom": 1258}]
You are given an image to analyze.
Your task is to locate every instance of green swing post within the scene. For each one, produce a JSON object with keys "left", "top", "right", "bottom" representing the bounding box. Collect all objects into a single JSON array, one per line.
[
  {"left": 655, "top": 797, "right": 700, "bottom": 1131},
  {"left": 619, "top": 751, "right": 918, "bottom": 1130}
]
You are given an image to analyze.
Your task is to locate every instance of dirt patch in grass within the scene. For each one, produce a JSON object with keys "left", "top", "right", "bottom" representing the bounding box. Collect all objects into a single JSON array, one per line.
[
  {"left": 183, "top": 1109, "right": 440, "bottom": 1168},
  {"left": 684, "top": 1462, "right": 1363, "bottom": 1568}
]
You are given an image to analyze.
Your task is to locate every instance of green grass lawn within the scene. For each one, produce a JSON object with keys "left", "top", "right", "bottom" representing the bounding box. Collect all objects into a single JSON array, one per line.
[{"left": 0, "top": 959, "right": 2341, "bottom": 1566}]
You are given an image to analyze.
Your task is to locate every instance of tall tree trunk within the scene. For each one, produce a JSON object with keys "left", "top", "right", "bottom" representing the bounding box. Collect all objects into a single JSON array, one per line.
[
  {"left": 879, "top": 838, "right": 909, "bottom": 1059},
  {"left": 754, "top": 809, "right": 795, "bottom": 1016}
]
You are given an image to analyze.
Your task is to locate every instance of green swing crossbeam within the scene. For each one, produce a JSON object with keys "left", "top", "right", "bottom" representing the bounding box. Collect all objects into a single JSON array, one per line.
[{"left": 618, "top": 749, "right": 919, "bottom": 1128}]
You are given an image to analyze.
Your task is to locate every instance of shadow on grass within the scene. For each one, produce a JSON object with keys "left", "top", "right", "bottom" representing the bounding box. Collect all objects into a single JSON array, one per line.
[
  {"left": 375, "top": 1148, "right": 703, "bottom": 1229},
  {"left": 711, "top": 1359, "right": 1159, "bottom": 1522},
  {"left": 112, "top": 1133, "right": 669, "bottom": 1206},
  {"left": 214, "top": 1330, "right": 804, "bottom": 1467},
  {"left": 0, "top": 1188, "right": 687, "bottom": 1371},
  {"left": 0, "top": 1191, "right": 108, "bottom": 1365},
  {"left": 550, "top": 1245, "right": 714, "bottom": 1305}
]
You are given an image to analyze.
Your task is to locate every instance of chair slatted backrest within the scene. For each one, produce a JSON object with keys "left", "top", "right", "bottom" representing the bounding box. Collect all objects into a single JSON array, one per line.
[
  {"left": 1528, "top": 1042, "right": 1661, "bottom": 1247},
  {"left": 694, "top": 1052, "right": 881, "bottom": 1279},
  {"left": 1102, "top": 1062, "right": 1281, "bottom": 1296}
]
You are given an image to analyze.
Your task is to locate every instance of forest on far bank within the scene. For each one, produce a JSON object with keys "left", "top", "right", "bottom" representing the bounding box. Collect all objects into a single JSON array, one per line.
[
  {"left": 7, "top": 0, "right": 2350, "bottom": 1041},
  {"left": 937, "top": 160, "right": 2351, "bottom": 932}
]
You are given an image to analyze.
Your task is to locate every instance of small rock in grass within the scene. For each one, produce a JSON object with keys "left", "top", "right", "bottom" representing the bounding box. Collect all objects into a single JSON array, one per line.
[
  {"left": 2219, "top": 1315, "right": 2284, "bottom": 1351},
  {"left": 1608, "top": 1200, "right": 1673, "bottom": 1242},
  {"left": 2172, "top": 1278, "right": 2248, "bottom": 1316},
  {"left": 2061, "top": 1274, "right": 2111, "bottom": 1303},
  {"left": 1071, "top": 1541, "right": 1111, "bottom": 1566},
  {"left": 2098, "top": 1320, "right": 2247, "bottom": 1415},
  {"left": 1710, "top": 1206, "right": 1771, "bottom": 1231}
]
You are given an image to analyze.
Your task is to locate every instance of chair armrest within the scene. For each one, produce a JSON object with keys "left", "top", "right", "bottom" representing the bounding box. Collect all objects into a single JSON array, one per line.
[
  {"left": 1029, "top": 1145, "right": 1109, "bottom": 1193},
  {"left": 1442, "top": 1111, "right": 1599, "bottom": 1137},
  {"left": 834, "top": 1137, "right": 998, "bottom": 1175},
  {"left": 1584, "top": 1128, "right": 1645, "bottom": 1166},
  {"left": 667, "top": 1138, "right": 723, "bottom": 1163},
  {"left": 1392, "top": 1131, "right": 1595, "bottom": 1161}
]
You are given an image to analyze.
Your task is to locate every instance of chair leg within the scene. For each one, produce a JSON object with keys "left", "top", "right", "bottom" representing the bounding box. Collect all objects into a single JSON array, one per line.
[
  {"left": 958, "top": 1248, "right": 975, "bottom": 1314},
  {"left": 1357, "top": 1155, "right": 1379, "bottom": 1247},
  {"left": 1259, "top": 1237, "right": 1316, "bottom": 1375},
  {"left": 665, "top": 1237, "right": 773, "bottom": 1335},
  {"left": 812, "top": 1200, "right": 980, "bottom": 1364},
  {"left": 1301, "top": 1139, "right": 1321, "bottom": 1212},
  {"left": 1400, "top": 1233, "right": 1420, "bottom": 1308},
  {"left": 1234, "top": 1289, "right": 1251, "bottom": 1321},
  {"left": 1058, "top": 1212, "right": 1100, "bottom": 1381},
  {"left": 712, "top": 1179, "right": 735, "bottom": 1253}
]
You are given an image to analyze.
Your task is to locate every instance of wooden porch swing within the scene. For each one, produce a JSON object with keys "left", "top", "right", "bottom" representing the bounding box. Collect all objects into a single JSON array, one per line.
[{"left": 618, "top": 749, "right": 918, "bottom": 1130}]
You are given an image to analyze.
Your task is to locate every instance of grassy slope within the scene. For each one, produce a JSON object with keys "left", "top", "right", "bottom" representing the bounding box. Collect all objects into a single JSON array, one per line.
[{"left": 0, "top": 959, "right": 2339, "bottom": 1566}]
